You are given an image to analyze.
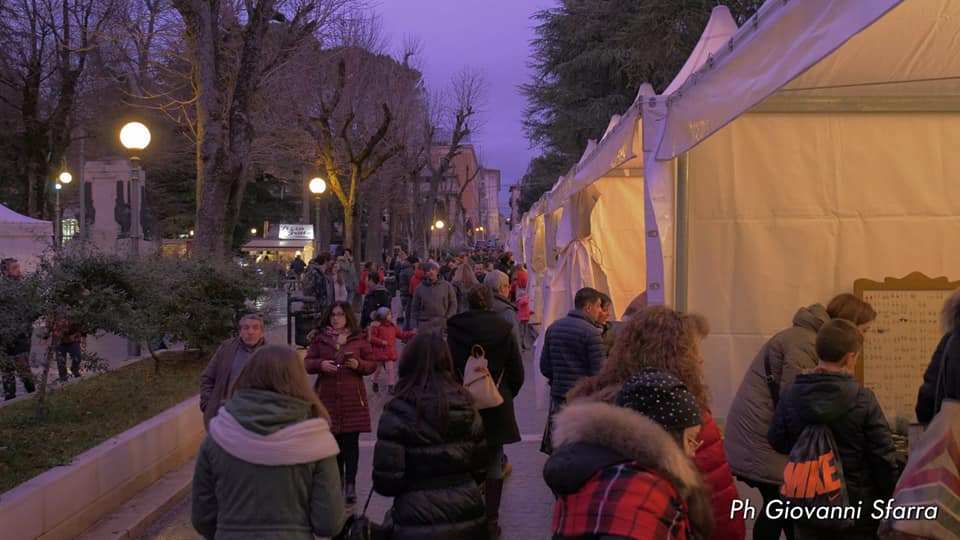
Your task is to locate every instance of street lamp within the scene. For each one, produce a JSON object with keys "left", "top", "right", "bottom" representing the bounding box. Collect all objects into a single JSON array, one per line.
[
  {"left": 52, "top": 169, "right": 74, "bottom": 249},
  {"left": 250, "top": 227, "right": 258, "bottom": 235},
  {"left": 308, "top": 177, "right": 326, "bottom": 256},
  {"left": 120, "top": 121, "right": 151, "bottom": 259}
]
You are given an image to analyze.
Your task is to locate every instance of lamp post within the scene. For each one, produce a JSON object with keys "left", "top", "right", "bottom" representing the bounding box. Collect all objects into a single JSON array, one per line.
[
  {"left": 434, "top": 219, "right": 445, "bottom": 259},
  {"left": 119, "top": 122, "right": 151, "bottom": 259},
  {"left": 308, "top": 177, "right": 326, "bottom": 257},
  {"left": 53, "top": 171, "right": 72, "bottom": 249}
]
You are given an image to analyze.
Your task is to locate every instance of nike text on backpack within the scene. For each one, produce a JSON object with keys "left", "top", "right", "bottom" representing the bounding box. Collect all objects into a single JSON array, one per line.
[{"left": 779, "top": 424, "right": 855, "bottom": 529}]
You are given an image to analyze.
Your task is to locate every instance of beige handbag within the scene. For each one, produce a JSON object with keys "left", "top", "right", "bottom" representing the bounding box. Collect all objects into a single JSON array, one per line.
[{"left": 462, "top": 345, "right": 504, "bottom": 410}]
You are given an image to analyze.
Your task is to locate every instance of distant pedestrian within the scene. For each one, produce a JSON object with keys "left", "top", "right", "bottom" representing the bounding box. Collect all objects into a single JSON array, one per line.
[
  {"left": 483, "top": 270, "right": 520, "bottom": 348},
  {"left": 451, "top": 263, "right": 480, "bottom": 314},
  {"left": 598, "top": 293, "right": 615, "bottom": 357},
  {"left": 368, "top": 307, "right": 416, "bottom": 394},
  {"left": 192, "top": 344, "right": 347, "bottom": 539},
  {"left": 289, "top": 254, "right": 306, "bottom": 279},
  {"left": 516, "top": 289, "right": 534, "bottom": 351},
  {"left": 199, "top": 314, "right": 266, "bottom": 429},
  {"left": 397, "top": 256, "right": 418, "bottom": 330},
  {"left": 410, "top": 261, "right": 457, "bottom": 336},
  {"left": 304, "top": 301, "right": 375, "bottom": 505},
  {"left": 1, "top": 258, "right": 36, "bottom": 400},
  {"left": 538, "top": 287, "right": 605, "bottom": 454},
  {"left": 373, "top": 333, "right": 488, "bottom": 539},
  {"left": 360, "top": 272, "right": 391, "bottom": 329}
]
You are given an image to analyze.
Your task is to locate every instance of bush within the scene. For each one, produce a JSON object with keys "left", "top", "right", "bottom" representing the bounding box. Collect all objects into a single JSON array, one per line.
[{"left": 0, "top": 249, "right": 268, "bottom": 417}]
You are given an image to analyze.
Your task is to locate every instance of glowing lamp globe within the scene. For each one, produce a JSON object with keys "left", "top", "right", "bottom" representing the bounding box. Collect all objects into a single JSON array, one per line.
[
  {"left": 58, "top": 171, "right": 73, "bottom": 184},
  {"left": 309, "top": 177, "right": 327, "bottom": 195},
  {"left": 434, "top": 220, "right": 445, "bottom": 230},
  {"left": 120, "top": 122, "right": 151, "bottom": 151}
]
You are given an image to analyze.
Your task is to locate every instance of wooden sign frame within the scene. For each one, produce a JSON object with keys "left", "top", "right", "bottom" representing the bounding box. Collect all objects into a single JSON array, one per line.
[{"left": 853, "top": 272, "right": 958, "bottom": 425}]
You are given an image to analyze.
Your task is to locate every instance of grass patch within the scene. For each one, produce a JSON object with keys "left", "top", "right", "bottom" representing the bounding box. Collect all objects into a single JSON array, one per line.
[{"left": 0, "top": 351, "right": 209, "bottom": 494}]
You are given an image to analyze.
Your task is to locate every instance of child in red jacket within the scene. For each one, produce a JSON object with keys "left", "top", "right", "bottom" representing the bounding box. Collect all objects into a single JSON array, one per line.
[
  {"left": 516, "top": 289, "right": 534, "bottom": 351},
  {"left": 368, "top": 307, "right": 416, "bottom": 393}
]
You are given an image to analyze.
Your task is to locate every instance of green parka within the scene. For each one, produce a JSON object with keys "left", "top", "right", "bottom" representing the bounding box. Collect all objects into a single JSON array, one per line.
[{"left": 191, "top": 389, "right": 346, "bottom": 539}]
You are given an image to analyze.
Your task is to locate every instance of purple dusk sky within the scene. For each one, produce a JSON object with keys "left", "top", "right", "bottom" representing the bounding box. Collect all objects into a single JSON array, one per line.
[{"left": 376, "top": 0, "right": 556, "bottom": 211}]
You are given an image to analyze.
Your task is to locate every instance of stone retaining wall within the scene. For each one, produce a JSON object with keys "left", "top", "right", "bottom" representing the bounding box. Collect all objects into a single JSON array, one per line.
[{"left": 0, "top": 395, "right": 203, "bottom": 540}]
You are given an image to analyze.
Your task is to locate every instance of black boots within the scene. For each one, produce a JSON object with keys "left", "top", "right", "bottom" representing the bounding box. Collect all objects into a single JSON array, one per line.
[
  {"left": 484, "top": 478, "right": 504, "bottom": 539},
  {"left": 345, "top": 482, "right": 357, "bottom": 504}
]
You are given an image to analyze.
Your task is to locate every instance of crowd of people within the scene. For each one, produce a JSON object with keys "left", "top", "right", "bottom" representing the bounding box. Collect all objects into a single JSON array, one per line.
[{"left": 191, "top": 246, "right": 960, "bottom": 540}]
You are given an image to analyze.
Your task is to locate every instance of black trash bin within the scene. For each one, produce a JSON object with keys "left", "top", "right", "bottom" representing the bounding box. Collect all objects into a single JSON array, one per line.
[{"left": 294, "top": 311, "right": 320, "bottom": 348}]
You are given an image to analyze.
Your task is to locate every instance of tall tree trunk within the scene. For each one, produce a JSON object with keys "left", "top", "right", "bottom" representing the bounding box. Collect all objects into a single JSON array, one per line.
[
  {"left": 318, "top": 196, "right": 332, "bottom": 254},
  {"left": 365, "top": 188, "right": 384, "bottom": 264}
]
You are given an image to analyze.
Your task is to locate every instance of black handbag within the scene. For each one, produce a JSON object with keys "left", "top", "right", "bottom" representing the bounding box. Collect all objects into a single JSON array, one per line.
[{"left": 335, "top": 489, "right": 391, "bottom": 540}]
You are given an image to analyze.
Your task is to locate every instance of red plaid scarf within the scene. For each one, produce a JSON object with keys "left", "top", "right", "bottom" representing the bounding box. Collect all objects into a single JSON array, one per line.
[{"left": 552, "top": 461, "right": 693, "bottom": 539}]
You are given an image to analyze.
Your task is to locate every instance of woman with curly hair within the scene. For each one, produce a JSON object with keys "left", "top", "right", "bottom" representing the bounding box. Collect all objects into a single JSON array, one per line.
[{"left": 567, "top": 305, "right": 745, "bottom": 540}]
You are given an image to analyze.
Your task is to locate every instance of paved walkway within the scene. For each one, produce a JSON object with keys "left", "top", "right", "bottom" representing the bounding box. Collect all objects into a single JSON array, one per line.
[{"left": 138, "top": 339, "right": 555, "bottom": 540}]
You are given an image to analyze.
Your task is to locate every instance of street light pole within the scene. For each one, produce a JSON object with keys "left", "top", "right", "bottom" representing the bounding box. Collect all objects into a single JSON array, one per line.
[
  {"left": 120, "top": 122, "right": 151, "bottom": 260},
  {"left": 54, "top": 182, "right": 62, "bottom": 249},
  {"left": 308, "top": 177, "right": 327, "bottom": 258}
]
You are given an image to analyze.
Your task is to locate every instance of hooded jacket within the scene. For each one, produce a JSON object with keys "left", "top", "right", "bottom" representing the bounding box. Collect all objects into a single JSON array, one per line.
[
  {"left": 544, "top": 401, "right": 713, "bottom": 540},
  {"left": 768, "top": 369, "right": 899, "bottom": 526},
  {"left": 723, "top": 304, "right": 830, "bottom": 484},
  {"left": 373, "top": 385, "right": 488, "bottom": 540},
  {"left": 192, "top": 389, "right": 345, "bottom": 540}
]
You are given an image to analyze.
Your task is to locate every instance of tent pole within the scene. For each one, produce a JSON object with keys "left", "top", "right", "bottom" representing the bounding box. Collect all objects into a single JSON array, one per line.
[{"left": 675, "top": 154, "right": 690, "bottom": 312}]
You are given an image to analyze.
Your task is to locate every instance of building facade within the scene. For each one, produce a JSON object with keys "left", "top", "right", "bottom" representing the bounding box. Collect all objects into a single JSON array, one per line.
[{"left": 477, "top": 168, "right": 501, "bottom": 241}]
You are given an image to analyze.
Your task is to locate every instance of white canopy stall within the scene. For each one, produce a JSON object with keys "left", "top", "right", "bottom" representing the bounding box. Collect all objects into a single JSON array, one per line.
[
  {"left": 519, "top": 0, "right": 960, "bottom": 417},
  {"left": 0, "top": 204, "right": 53, "bottom": 271}
]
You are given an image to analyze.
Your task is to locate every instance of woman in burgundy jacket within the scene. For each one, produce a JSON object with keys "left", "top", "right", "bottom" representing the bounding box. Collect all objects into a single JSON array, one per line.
[
  {"left": 304, "top": 301, "right": 376, "bottom": 504},
  {"left": 567, "top": 305, "right": 746, "bottom": 540}
]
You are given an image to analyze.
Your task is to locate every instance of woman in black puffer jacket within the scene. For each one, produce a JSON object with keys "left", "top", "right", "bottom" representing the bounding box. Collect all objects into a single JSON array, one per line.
[{"left": 372, "top": 333, "right": 488, "bottom": 540}]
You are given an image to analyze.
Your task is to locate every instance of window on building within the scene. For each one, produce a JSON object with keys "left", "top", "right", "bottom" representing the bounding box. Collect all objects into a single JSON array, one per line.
[{"left": 62, "top": 218, "right": 79, "bottom": 243}]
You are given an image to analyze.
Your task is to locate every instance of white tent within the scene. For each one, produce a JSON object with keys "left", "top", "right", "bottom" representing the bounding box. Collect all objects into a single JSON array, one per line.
[
  {"left": 0, "top": 204, "right": 53, "bottom": 271},
  {"left": 518, "top": 0, "right": 960, "bottom": 417}
]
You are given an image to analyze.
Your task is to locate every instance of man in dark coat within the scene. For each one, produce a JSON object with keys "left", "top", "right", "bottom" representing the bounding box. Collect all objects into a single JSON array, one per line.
[
  {"left": 539, "top": 287, "right": 605, "bottom": 403},
  {"left": 769, "top": 319, "right": 899, "bottom": 540},
  {"left": 360, "top": 272, "right": 392, "bottom": 329},
  {"left": 199, "top": 315, "right": 267, "bottom": 429},
  {"left": 397, "top": 256, "right": 417, "bottom": 330},
  {"left": 447, "top": 285, "right": 524, "bottom": 539}
]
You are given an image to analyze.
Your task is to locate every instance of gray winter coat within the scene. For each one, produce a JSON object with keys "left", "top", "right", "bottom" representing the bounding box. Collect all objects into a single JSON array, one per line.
[
  {"left": 411, "top": 278, "right": 457, "bottom": 333},
  {"left": 723, "top": 304, "right": 830, "bottom": 485},
  {"left": 491, "top": 295, "right": 521, "bottom": 348}
]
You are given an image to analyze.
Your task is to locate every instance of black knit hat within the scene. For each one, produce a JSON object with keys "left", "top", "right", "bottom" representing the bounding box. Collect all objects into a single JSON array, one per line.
[{"left": 616, "top": 369, "right": 702, "bottom": 432}]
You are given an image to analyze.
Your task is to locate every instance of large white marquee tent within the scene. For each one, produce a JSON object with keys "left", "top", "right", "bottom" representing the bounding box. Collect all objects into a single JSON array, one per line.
[
  {"left": 514, "top": 0, "right": 960, "bottom": 417},
  {"left": 0, "top": 203, "right": 53, "bottom": 272}
]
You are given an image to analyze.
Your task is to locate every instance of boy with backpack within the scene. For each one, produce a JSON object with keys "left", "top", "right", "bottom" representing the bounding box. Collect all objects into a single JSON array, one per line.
[{"left": 768, "top": 318, "right": 899, "bottom": 540}]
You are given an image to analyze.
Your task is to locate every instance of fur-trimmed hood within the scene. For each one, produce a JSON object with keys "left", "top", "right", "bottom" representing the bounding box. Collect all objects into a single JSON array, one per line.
[{"left": 544, "top": 400, "right": 714, "bottom": 536}]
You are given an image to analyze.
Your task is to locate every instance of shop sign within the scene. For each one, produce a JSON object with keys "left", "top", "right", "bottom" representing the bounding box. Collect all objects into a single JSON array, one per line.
[{"left": 278, "top": 224, "right": 314, "bottom": 240}]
